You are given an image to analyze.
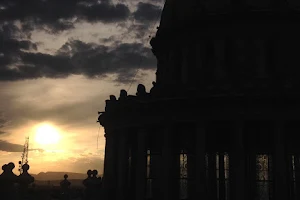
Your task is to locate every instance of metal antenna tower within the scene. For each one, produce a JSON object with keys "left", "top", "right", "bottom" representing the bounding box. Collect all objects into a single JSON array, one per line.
[{"left": 18, "top": 137, "right": 29, "bottom": 174}]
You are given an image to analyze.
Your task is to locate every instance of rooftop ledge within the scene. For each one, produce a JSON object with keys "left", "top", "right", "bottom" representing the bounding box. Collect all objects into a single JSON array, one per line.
[{"left": 98, "top": 83, "right": 300, "bottom": 115}]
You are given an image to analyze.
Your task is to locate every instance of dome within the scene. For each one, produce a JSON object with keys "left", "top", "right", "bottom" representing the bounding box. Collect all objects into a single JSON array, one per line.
[
  {"left": 151, "top": 0, "right": 300, "bottom": 97},
  {"left": 157, "top": 0, "right": 300, "bottom": 36}
]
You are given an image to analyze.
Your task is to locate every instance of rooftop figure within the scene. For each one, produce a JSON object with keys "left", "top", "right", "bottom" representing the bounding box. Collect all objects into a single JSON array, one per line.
[
  {"left": 18, "top": 164, "right": 34, "bottom": 199},
  {"left": 60, "top": 174, "right": 71, "bottom": 200}
]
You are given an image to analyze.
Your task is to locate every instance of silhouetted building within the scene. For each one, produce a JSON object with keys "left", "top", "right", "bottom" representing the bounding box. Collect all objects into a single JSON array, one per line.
[{"left": 98, "top": 1, "right": 300, "bottom": 200}]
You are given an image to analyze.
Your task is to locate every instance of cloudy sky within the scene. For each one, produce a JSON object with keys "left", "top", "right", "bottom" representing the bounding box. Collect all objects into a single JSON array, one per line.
[{"left": 0, "top": 0, "right": 163, "bottom": 175}]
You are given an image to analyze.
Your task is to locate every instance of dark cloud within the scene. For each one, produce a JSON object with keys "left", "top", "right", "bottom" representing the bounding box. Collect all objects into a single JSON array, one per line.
[
  {"left": 0, "top": 140, "right": 23, "bottom": 152},
  {"left": 0, "top": 1, "right": 161, "bottom": 83},
  {"left": 0, "top": 1, "right": 162, "bottom": 33},
  {"left": 0, "top": 140, "right": 44, "bottom": 152},
  {"left": 0, "top": 39, "right": 156, "bottom": 83},
  {"left": 0, "top": 23, "right": 38, "bottom": 69},
  {"left": 126, "top": 2, "right": 162, "bottom": 40},
  {"left": 1, "top": 39, "right": 37, "bottom": 53},
  {"left": 127, "top": 23, "right": 153, "bottom": 40},
  {"left": 0, "top": 0, "right": 130, "bottom": 33},
  {"left": 149, "top": 0, "right": 165, "bottom": 2},
  {"left": 133, "top": 2, "right": 162, "bottom": 22},
  {"left": 78, "top": 2, "right": 130, "bottom": 23}
]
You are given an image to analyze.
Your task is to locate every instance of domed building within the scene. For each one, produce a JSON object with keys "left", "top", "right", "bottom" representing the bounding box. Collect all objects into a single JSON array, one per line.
[{"left": 98, "top": 1, "right": 300, "bottom": 200}]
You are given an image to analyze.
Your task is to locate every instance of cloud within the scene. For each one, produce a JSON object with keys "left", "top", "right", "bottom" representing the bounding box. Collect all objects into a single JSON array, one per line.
[
  {"left": 0, "top": 1, "right": 162, "bottom": 83},
  {"left": 124, "top": 2, "right": 162, "bottom": 41},
  {"left": 78, "top": 2, "right": 130, "bottom": 23},
  {"left": 0, "top": 39, "right": 156, "bottom": 83},
  {"left": 0, "top": 140, "right": 24, "bottom": 152},
  {"left": 133, "top": 2, "right": 162, "bottom": 23},
  {"left": 0, "top": 0, "right": 131, "bottom": 33},
  {"left": 0, "top": 140, "right": 44, "bottom": 152},
  {"left": 29, "top": 148, "right": 45, "bottom": 153},
  {"left": 128, "top": 23, "right": 153, "bottom": 40}
]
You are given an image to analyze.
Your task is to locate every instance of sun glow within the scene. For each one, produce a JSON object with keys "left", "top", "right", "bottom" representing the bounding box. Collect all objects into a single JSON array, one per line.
[{"left": 35, "top": 124, "right": 60, "bottom": 145}]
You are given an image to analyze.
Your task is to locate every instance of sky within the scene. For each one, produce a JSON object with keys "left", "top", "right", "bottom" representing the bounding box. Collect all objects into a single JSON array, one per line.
[{"left": 0, "top": 0, "right": 163, "bottom": 175}]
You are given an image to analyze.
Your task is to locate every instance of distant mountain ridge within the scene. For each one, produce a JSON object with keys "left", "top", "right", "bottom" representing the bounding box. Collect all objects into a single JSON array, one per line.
[{"left": 32, "top": 172, "right": 87, "bottom": 181}]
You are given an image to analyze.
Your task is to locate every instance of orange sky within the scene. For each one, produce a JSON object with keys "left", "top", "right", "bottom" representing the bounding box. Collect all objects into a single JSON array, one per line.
[
  {"left": 0, "top": 0, "right": 163, "bottom": 174},
  {"left": 0, "top": 73, "right": 155, "bottom": 174}
]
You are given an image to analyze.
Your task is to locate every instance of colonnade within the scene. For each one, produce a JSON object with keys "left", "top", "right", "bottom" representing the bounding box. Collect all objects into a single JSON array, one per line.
[{"left": 101, "top": 120, "right": 296, "bottom": 200}]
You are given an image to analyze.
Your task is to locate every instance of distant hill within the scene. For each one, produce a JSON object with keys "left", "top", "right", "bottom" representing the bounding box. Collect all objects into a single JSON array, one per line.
[{"left": 33, "top": 172, "right": 87, "bottom": 181}]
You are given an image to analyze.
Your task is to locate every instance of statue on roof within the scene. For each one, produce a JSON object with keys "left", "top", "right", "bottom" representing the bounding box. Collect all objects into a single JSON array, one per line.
[
  {"left": 60, "top": 174, "right": 71, "bottom": 200},
  {"left": 0, "top": 162, "right": 18, "bottom": 199},
  {"left": 18, "top": 164, "right": 34, "bottom": 199},
  {"left": 119, "top": 89, "right": 128, "bottom": 100},
  {"left": 83, "top": 170, "right": 93, "bottom": 200}
]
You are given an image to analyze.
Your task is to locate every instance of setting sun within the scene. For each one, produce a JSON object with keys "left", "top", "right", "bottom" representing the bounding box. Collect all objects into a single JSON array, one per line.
[{"left": 35, "top": 124, "right": 60, "bottom": 145}]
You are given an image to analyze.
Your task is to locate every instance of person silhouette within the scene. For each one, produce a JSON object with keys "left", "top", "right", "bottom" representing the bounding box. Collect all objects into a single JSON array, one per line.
[
  {"left": 83, "top": 170, "right": 93, "bottom": 200},
  {"left": 60, "top": 174, "right": 71, "bottom": 200},
  {"left": 18, "top": 164, "right": 34, "bottom": 199}
]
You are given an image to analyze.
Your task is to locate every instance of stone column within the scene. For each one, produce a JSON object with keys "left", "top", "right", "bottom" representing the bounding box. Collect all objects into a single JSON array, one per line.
[
  {"left": 181, "top": 46, "right": 189, "bottom": 85},
  {"left": 116, "top": 131, "right": 129, "bottom": 200},
  {"left": 102, "top": 129, "right": 118, "bottom": 200},
  {"left": 234, "top": 38, "right": 247, "bottom": 87},
  {"left": 128, "top": 133, "right": 138, "bottom": 199},
  {"left": 189, "top": 41, "right": 202, "bottom": 87},
  {"left": 219, "top": 152, "right": 226, "bottom": 200},
  {"left": 194, "top": 122, "right": 207, "bottom": 200},
  {"left": 135, "top": 129, "right": 147, "bottom": 200},
  {"left": 273, "top": 121, "right": 288, "bottom": 200},
  {"left": 152, "top": 133, "right": 163, "bottom": 200},
  {"left": 253, "top": 39, "right": 267, "bottom": 80},
  {"left": 213, "top": 40, "right": 226, "bottom": 82},
  {"left": 162, "top": 124, "right": 177, "bottom": 200},
  {"left": 207, "top": 153, "right": 217, "bottom": 200},
  {"left": 230, "top": 121, "right": 246, "bottom": 200}
]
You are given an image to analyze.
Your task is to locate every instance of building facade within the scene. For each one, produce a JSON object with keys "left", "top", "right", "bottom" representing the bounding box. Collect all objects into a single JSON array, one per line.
[{"left": 98, "top": 1, "right": 300, "bottom": 200}]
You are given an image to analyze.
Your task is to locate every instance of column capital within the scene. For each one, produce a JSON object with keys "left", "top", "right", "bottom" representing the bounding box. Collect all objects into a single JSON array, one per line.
[
  {"left": 104, "top": 128, "right": 129, "bottom": 138},
  {"left": 104, "top": 128, "right": 114, "bottom": 138}
]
